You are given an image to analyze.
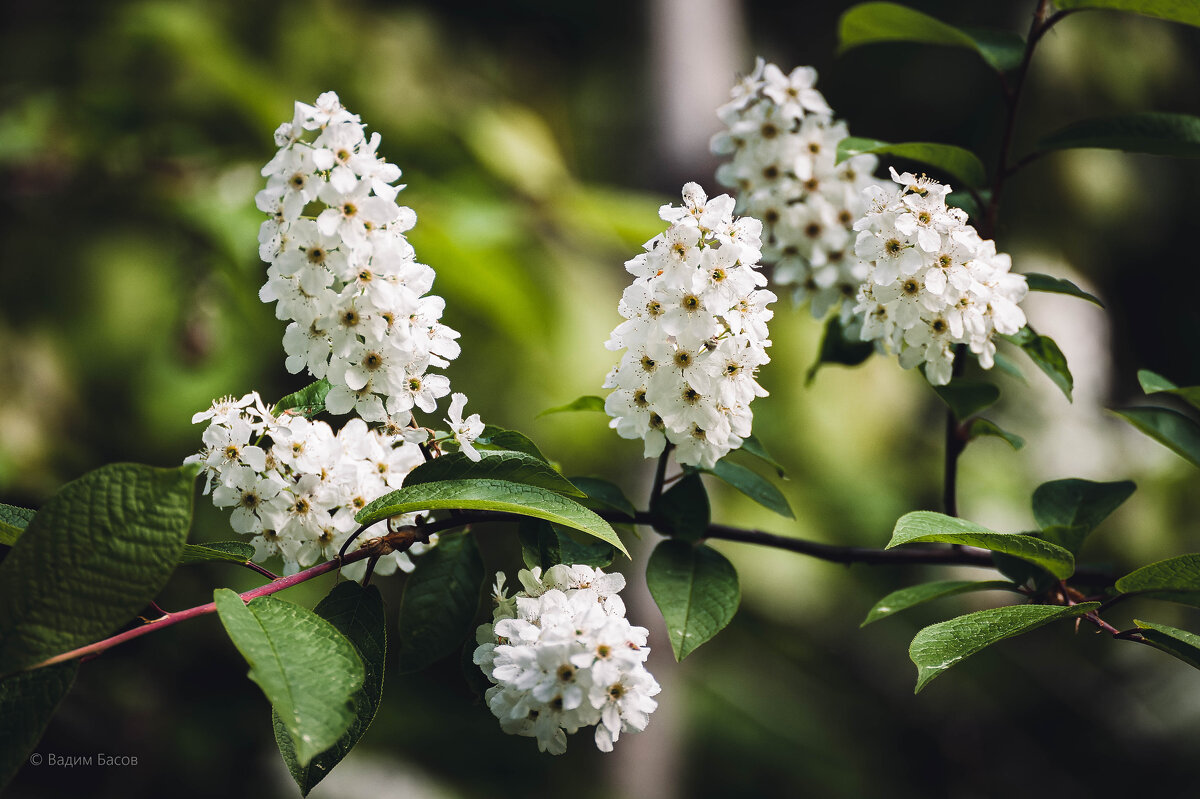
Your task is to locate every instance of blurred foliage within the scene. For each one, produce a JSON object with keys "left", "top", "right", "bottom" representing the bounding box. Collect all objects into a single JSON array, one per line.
[{"left": 5, "top": 0, "right": 1200, "bottom": 797}]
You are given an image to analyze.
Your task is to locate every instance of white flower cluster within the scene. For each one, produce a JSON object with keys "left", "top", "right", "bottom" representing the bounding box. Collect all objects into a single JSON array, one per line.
[
  {"left": 603, "top": 183, "right": 775, "bottom": 470},
  {"left": 256, "top": 91, "right": 462, "bottom": 426},
  {"left": 184, "top": 391, "right": 434, "bottom": 578},
  {"left": 852, "top": 168, "right": 1028, "bottom": 385},
  {"left": 473, "top": 566, "right": 660, "bottom": 755},
  {"left": 712, "top": 60, "right": 884, "bottom": 320}
]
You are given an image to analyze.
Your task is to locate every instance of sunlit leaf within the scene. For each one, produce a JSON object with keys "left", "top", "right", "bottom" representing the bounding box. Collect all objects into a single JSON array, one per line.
[
  {"left": 889, "top": 511, "right": 1075, "bottom": 579},
  {"left": 1115, "top": 554, "right": 1200, "bottom": 607},
  {"left": 404, "top": 450, "right": 585, "bottom": 497},
  {"left": 1134, "top": 620, "right": 1200, "bottom": 671},
  {"left": 272, "top": 379, "right": 331, "bottom": 418},
  {"left": 1137, "top": 370, "right": 1200, "bottom": 411}
]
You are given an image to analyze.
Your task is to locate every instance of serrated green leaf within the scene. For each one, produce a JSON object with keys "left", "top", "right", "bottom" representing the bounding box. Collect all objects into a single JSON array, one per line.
[
  {"left": 1037, "top": 112, "right": 1200, "bottom": 158},
  {"left": 568, "top": 476, "right": 637, "bottom": 521},
  {"left": 966, "top": 418, "right": 1025, "bottom": 450},
  {"left": 861, "top": 580, "right": 1022, "bottom": 626},
  {"left": 518, "top": 518, "right": 615, "bottom": 570},
  {"left": 909, "top": 603, "right": 1099, "bottom": 692},
  {"left": 1137, "top": 370, "right": 1200, "bottom": 411},
  {"left": 1115, "top": 554, "right": 1200, "bottom": 607},
  {"left": 476, "top": 425, "right": 549, "bottom": 463},
  {"left": 0, "top": 463, "right": 197, "bottom": 675},
  {"left": 214, "top": 590, "right": 362, "bottom": 768},
  {"left": 1134, "top": 620, "right": 1200, "bottom": 670},
  {"left": 0, "top": 503, "right": 35, "bottom": 547},
  {"left": 646, "top": 540, "right": 740, "bottom": 661},
  {"left": 356, "top": 479, "right": 627, "bottom": 556},
  {"left": 836, "top": 137, "right": 988, "bottom": 188},
  {"left": 537, "top": 395, "right": 606, "bottom": 417},
  {"left": 395, "top": 532, "right": 484, "bottom": 673},
  {"left": 178, "top": 541, "right": 256, "bottom": 565},
  {"left": 738, "top": 433, "right": 786, "bottom": 478},
  {"left": 404, "top": 450, "right": 584, "bottom": 498},
  {"left": 1114, "top": 406, "right": 1200, "bottom": 467},
  {"left": 1055, "top": 0, "right": 1200, "bottom": 26},
  {"left": 275, "top": 582, "right": 387, "bottom": 796},
  {"left": 889, "top": 511, "right": 1075, "bottom": 579},
  {"left": 1022, "top": 273, "right": 1105, "bottom": 307},
  {"left": 649, "top": 473, "right": 710, "bottom": 541},
  {"left": 806, "top": 313, "right": 874, "bottom": 384},
  {"left": 932, "top": 379, "right": 1000, "bottom": 421},
  {"left": 1032, "top": 478, "right": 1135, "bottom": 554},
  {"left": 705, "top": 459, "right": 793, "bottom": 519},
  {"left": 837, "top": 2, "right": 1025, "bottom": 73},
  {"left": 0, "top": 662, "right": 78, "bottom": 791},
  {"left": 1003, "top": 326, "right": 1073, "bottom": 401},
  {"left": 272, "top": 379, "right": 332, "bottom": 418}
]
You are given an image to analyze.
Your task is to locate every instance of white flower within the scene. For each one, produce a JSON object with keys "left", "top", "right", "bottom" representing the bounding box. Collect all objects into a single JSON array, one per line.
[{"left": 445, "top": 392, "right": 485, "bottom": 462}]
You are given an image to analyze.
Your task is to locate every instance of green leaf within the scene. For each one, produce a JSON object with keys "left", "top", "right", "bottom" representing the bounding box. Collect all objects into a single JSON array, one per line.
[
  {"left": 992, "top": 350, "right": 1025, "bottom": 381},
  {"left": 1133, "top": 620, "right": 1200, "bottom": 671},
  {"left": 568, "top": 476, "right": 637, "bottom": 521},
  {"left": 272, "top": 379, "right": 332, "bottom": 418},
  {"left": 704, "top": 459, "right": 793, "bottom": 519},
  {"left": 1003, "top": 326, "right": 1073, "bottom": 401},
  {"left": 0, "top": 463, "right": 197, "bottom": 675},
  {"left": 1032, "top": 478, "right": 1135, "bottom": 554},
  {"left": 475, "top": 425, "right": 549, "bottom": 463},
  {"left": 356, "top": 478, "right": 627, "bottom": 556},
  {"left": 966, "top": 418, "right": 1025, "bottom": 450},
  {"left": 395, "top": 532, "right": 484, "bottom": 673},
  {"left": 837, "top": 1, "right": 1025, "bottom": 73},
  {"left": 214, "top": 589, "right": 363, "bottom": 768},
  {"left": 1137, "top": 370, "right": 1200, "bottom": 411},
  {"left": 931, "top": 378, "right": 1000, "bottom": 421},
  {"left": 909, "top": 603, "right": 1099, "bottom": 692},
  {"left": 738, "top": 433, "right": 787, "bottom": 478},
  {"left": 518, "top": 518, "right": 615, "bottom": 570},
  {"left": 1115, "top": 554, "right": 1200, "bottom": 607},
  {"left": 836, "top": 136, "right": 988, "bottom": 188},
  {"left": 889, "top": 511, "right": 1076, "bottom": 579},
  {"left": 1054, "top": 0, "right": 1200, "bottom": 26},
  {"left": 990, "top": 551, "right": 1058, "bottom": 594},
  {"left": 646, "top": 540, "right": 740, "bottom": 661},
  {"left": 649, "top": 473, "right": 710, "bottom": 541},
  {"left": 178, "top": 541, "right": 256, "bottom": 565},
  {"left": 0, "top": 503, "right": 35, "bottom": 547},
  {"left": 275, "top": 582, "right": 387, "bottom": 796},
  {"left": 537, "top": 395, "right": 606, "bottom": 417},
  {"left": 1021, "top": 273, "right": 1104, "bottom": 307},
  {"left": 1037, "top": 112, "right": 1200, "bottom": 158},
  {"left": 404, "top": 450, "right": 585, "bottom": 498},
  {"left": 806, "top": 313, "right": 874, "bottom": 384},
  {"left": 861, "top": 580, "right": 1022, "bottom": 626},
  {"left": 1113, "top": 406, "right": 1200, "bottom": 467},
  {"left": 0, "top": 662, "right": 78, "bottom": 791}
]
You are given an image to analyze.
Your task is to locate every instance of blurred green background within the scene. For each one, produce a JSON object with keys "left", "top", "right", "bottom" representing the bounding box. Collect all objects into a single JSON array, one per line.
[{"left": 4, "top": 1, "right": 1200, "bottom": 797}]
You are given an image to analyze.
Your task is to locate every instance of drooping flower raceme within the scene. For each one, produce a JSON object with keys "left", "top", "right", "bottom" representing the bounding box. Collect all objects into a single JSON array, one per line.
[
  {"left": 603, "top": 183, "right": 775, "bottom": 469},
  {"left": 185, "top": 391, "right": 434, "bottom": 577},
  {"left": 473, "top": 566, "right": 661, "bottom": 755},
  {"left": 256, "top": 92, "right": 463, "bottom": 429},
  {"left": 712, "top": 60, "right": 884, "bottom": 321},
  {"left": 852, "top": 168, "right": 1028, "bottom": 385}
]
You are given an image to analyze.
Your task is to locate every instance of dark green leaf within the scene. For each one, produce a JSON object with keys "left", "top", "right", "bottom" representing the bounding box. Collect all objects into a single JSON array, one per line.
[
  {"left": 992, "top": 350, "right": 1025, "bottom": 381},
  {"left": 932, "top": 378, "right": 1000, "bottom": 421},
  {"left": 836, "top": 136, "right": 988, "bottom": 188},
  {"left": 646, "top": 540, "right": 740, "bottom": 660},
  {"left": 568, "top": 476, "right": 637, "bottom": 521},
  {"left": 806, "top": 314, "right": 874, "bottom": 384},
  {"left": 0, "top": 463, "right": 197, "bottom": 675},
  {"left": 272, "top": 379, "right": 332, "bottom": 418},
  {"left": 476, "top": 425, "right": 549, "bottom": 463},
  {"left": 837, "top": 2, "right": 1025, "bottom": 72},
  {"left": 461, "top": 637, "right": 492, "bottom": 701},
  {"left": 1032, "top": 478, "right": 1135, "bottom": 553},
  {"left": 1115, "top": 554, "right": 1200, "bottom": 607},
  {"left": 178, "top": 541, "right": 256, "bottom": 565},
  {"left": 356, "top": 478, "right": 627, "bottom": 556},
  {"left": 1022, "top": 273, "right": 1104, "bottom": 307},
  {"left": 1037, "top": 112, "right": 1200, "bottom": 158},
  {"left": 537, "top": 395, "right": 606, "bottom": 417},
  {"left": 705, "top": 459, "right": 793, "bottom": 519},
  {"left": 275, "top": 582, "right": 387, "bottom": 796},
  {"left": 1137, "top": 370, "right": 1200, "bottom": 411},
  {"left": 1134, "top": 620, "right": 1200, "bottom": 671},
  {"left": 888, "top": 511, "right": 1075, "bottom": 579},
  {"left": 990, "top": 551, "right": 1058, "bottom": 593},
  {"left": 861, "top": 580, "right": 1021, "bottom": 626},
  {"left": 0, "top": 503, "right": 35, "bottom": 547},
  {"left": 1114, "top": 406, "right": 1200, "bottom": 467},
  {"left": 909, "top": 603, "right": 1099, "bottom": 692},
  {"left": 1003, "top": 326, "right": 1073, "bottom": 401},
  {"left": 518, "top": 519, "right": 615, "bottom": 570},
  {"left": 395, "top": 532, "right": 484, "bottom": 673},
  {"left": 738, "top": 433, "right": 786, "bottom": 478},
  {"left": 966, "top": 418, "right": 1025, "bottom": 450},
  {"left": 214, "top": 590, "right": 363, "bottom": 768},
  {"left": 649, "top": 473, "right": 710, "bottom": 541},
  {"left": 0, "top": 663, "right": 78, "bottom": 791},
  {"left": 404, "top": 450, "right": 585, "bottom": 497}
]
